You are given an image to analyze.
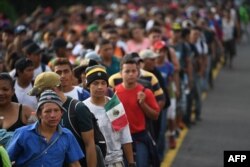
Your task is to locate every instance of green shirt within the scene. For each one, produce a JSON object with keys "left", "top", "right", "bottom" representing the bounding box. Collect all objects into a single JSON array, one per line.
[
  {"left": 104, "top": 56, "right": 120, "bottom": 77},
  {"left": 0, "top": 146, "right": 11, "bottom": 167}
]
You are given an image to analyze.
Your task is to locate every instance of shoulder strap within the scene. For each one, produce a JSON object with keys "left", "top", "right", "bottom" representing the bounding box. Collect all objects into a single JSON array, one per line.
[
  {"left": 200, "top": 40, "right": 204, "bottom": 53},
  {"left": 67, "top": 99, "right": 81, "bottom": 138},
  {"left": 18, "top": 104, "right": 22, "bottom": 120},
  {"left": 24, "top": 134, "right": 61, "bottom": 166},
  {"left": 41, "top": 63, "right": 46, "bottom": 72}
]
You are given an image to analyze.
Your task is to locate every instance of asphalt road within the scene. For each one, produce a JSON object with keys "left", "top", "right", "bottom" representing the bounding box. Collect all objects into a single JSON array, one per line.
[{"left": 171, "top": 43, "right": 250, "bottom": 167}]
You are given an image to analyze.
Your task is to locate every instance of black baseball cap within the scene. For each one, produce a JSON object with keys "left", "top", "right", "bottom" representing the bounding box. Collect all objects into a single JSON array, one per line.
[
  {"left": 52, "top": 38, "right": 67, "bottom": 50},
  {"left": 26, "top": 43, "right": 42, "bottom": 55}
]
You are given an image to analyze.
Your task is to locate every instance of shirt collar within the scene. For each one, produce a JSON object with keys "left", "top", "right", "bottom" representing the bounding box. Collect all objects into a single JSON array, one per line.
[{"left": 27, "top": 121, "right": 63, "bottom": 135}]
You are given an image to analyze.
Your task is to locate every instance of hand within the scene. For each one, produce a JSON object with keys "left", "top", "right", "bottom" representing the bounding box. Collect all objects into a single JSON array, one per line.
[{"left": 137, "top": 91, "right": 146, "bottom": 104}]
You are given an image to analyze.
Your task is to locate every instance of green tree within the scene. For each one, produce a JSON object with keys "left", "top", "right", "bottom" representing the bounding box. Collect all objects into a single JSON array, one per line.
[{"left": 0, "top": 0, "right": 17, "bottom": 22}]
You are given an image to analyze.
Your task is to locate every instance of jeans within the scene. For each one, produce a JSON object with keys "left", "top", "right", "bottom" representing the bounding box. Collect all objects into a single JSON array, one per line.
[
  {"left": 132, "top": 131, "right": 160, "bottom": 167},
  {"left": 177, "top": 76, "right": 188, "bottom": 114},
  {"left": 157, "top": 108, "right": 168, "bottom": 161},
  {"left": 193, "top": 74, "right": 202, "bottom": 119},
  {"left": 185, "top": 74, "right": 202, "bottom": 124},
  {"left": 135, "top": 142, "right": 150, "bottom": 167},
  {"left": 202, "top": 56, "right": 211, "bottom": 91}
]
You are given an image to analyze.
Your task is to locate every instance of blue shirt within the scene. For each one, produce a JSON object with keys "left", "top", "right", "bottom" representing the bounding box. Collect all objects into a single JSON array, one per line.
[
  {"left": 156, "top": 62, "right": 174, "bottom": 86},
  {"left": 7, "top": 122, "right": 84, "bottom": 167},
  {"left": 77, "top": 87, "right": 90, "bottom": 101}
]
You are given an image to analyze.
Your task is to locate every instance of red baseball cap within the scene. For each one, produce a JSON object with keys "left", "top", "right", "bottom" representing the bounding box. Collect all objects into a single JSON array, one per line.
[{"left": 153, "top": 40, "right": 167, "bottom": 50}]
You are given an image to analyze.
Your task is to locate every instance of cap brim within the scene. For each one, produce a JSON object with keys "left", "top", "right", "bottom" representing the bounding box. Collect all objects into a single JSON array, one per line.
[
  {"left": 151, "top": 53, "right": 160, "bottom": 58},
  {"left": 144, "top": 53, "right": 159, "bottom": 59},
  {"left": 154, "top": 46, "right": 165, "bottom": 50},
  {"left": 28, "top": 87, "right": 40, "bottom": 96}
]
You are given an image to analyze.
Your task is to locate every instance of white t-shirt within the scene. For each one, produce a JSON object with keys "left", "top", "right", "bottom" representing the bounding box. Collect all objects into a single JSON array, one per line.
[
  {"left": 33, "top": 64, "right": 51, "bottom": 79},
  {"left": 222, "top": 18, "right": 235, "bottom": 41},
  {"left": 64, "top": 86, "right": 80, "bottom": 100},
  {"left": 83, "top": 97, "right": 132, "bottom": 165},
  {"left": 14, "top": 81, "right": 37, "bottom": 110}
]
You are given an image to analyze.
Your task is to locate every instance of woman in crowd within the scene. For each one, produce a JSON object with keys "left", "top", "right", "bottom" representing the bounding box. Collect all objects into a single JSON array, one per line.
[{"left": 0, "top": 73, "right": 33, "bottom": 132}]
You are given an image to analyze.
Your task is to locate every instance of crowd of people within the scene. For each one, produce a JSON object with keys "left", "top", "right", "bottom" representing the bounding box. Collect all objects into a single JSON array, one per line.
[{"left": 0, "top": 0, "right": 249, "bottom": 166}]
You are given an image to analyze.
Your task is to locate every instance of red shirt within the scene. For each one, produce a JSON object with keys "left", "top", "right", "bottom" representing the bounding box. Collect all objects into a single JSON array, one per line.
[{"left": 115, "top": 84, "right": 160, "bottom": 134}]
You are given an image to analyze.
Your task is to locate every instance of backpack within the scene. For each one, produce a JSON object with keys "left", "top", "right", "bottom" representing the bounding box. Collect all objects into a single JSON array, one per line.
[{"left": 67, "top": 98, "right": 107, "bottom": 157}]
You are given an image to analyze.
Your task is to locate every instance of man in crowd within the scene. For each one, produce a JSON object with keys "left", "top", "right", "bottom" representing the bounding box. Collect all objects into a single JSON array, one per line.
[
  {"left": 25, "top": 42, "right": 51, "bottom": 79},
  {"left": 83, "top": 65, "right": 135, "bottom": 167},
  {"left": 7, "top": 90, "right": 83, "bottom": 167},
  {"left": 139, "top": 49, "right": 170, "bottom": 157},
  {"left": 188, "top": 26, "right": 204, "bottom": 124},
  {"left": 115, "top": 57, "right": 160, "bottom": 167},
  {"left": 52, "top": 57, "right": 89, "bottom": 101},
  {"left": 13, "top": 58, "right": 37, "bottom": 110},
  {"left": 49, "top": 38, "right": 75, "bottom": 68},
  {"left": 98, "top": 39, "right": 120, "bottom": 76},
  {"left": 109, "top": 53, "right": 166, "bottom": 110},
  {"left": 28, "top": 72, "right": 98, "bottom": 167}
]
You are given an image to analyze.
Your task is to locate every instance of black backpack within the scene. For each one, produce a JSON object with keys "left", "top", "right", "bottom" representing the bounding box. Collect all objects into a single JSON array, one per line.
[{"left": 67, "top": 98, "right": 107, "bottom": 157}]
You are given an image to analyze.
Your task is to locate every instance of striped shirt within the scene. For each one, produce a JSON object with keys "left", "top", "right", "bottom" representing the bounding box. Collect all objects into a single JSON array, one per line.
[{"left": 109, "top": 69, "right": 165, "bottom": 102}]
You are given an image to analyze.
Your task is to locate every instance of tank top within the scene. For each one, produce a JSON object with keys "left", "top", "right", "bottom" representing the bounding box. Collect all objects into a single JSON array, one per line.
[{"left": 6, "top": 104, "right": 25, "bottom": 132}]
